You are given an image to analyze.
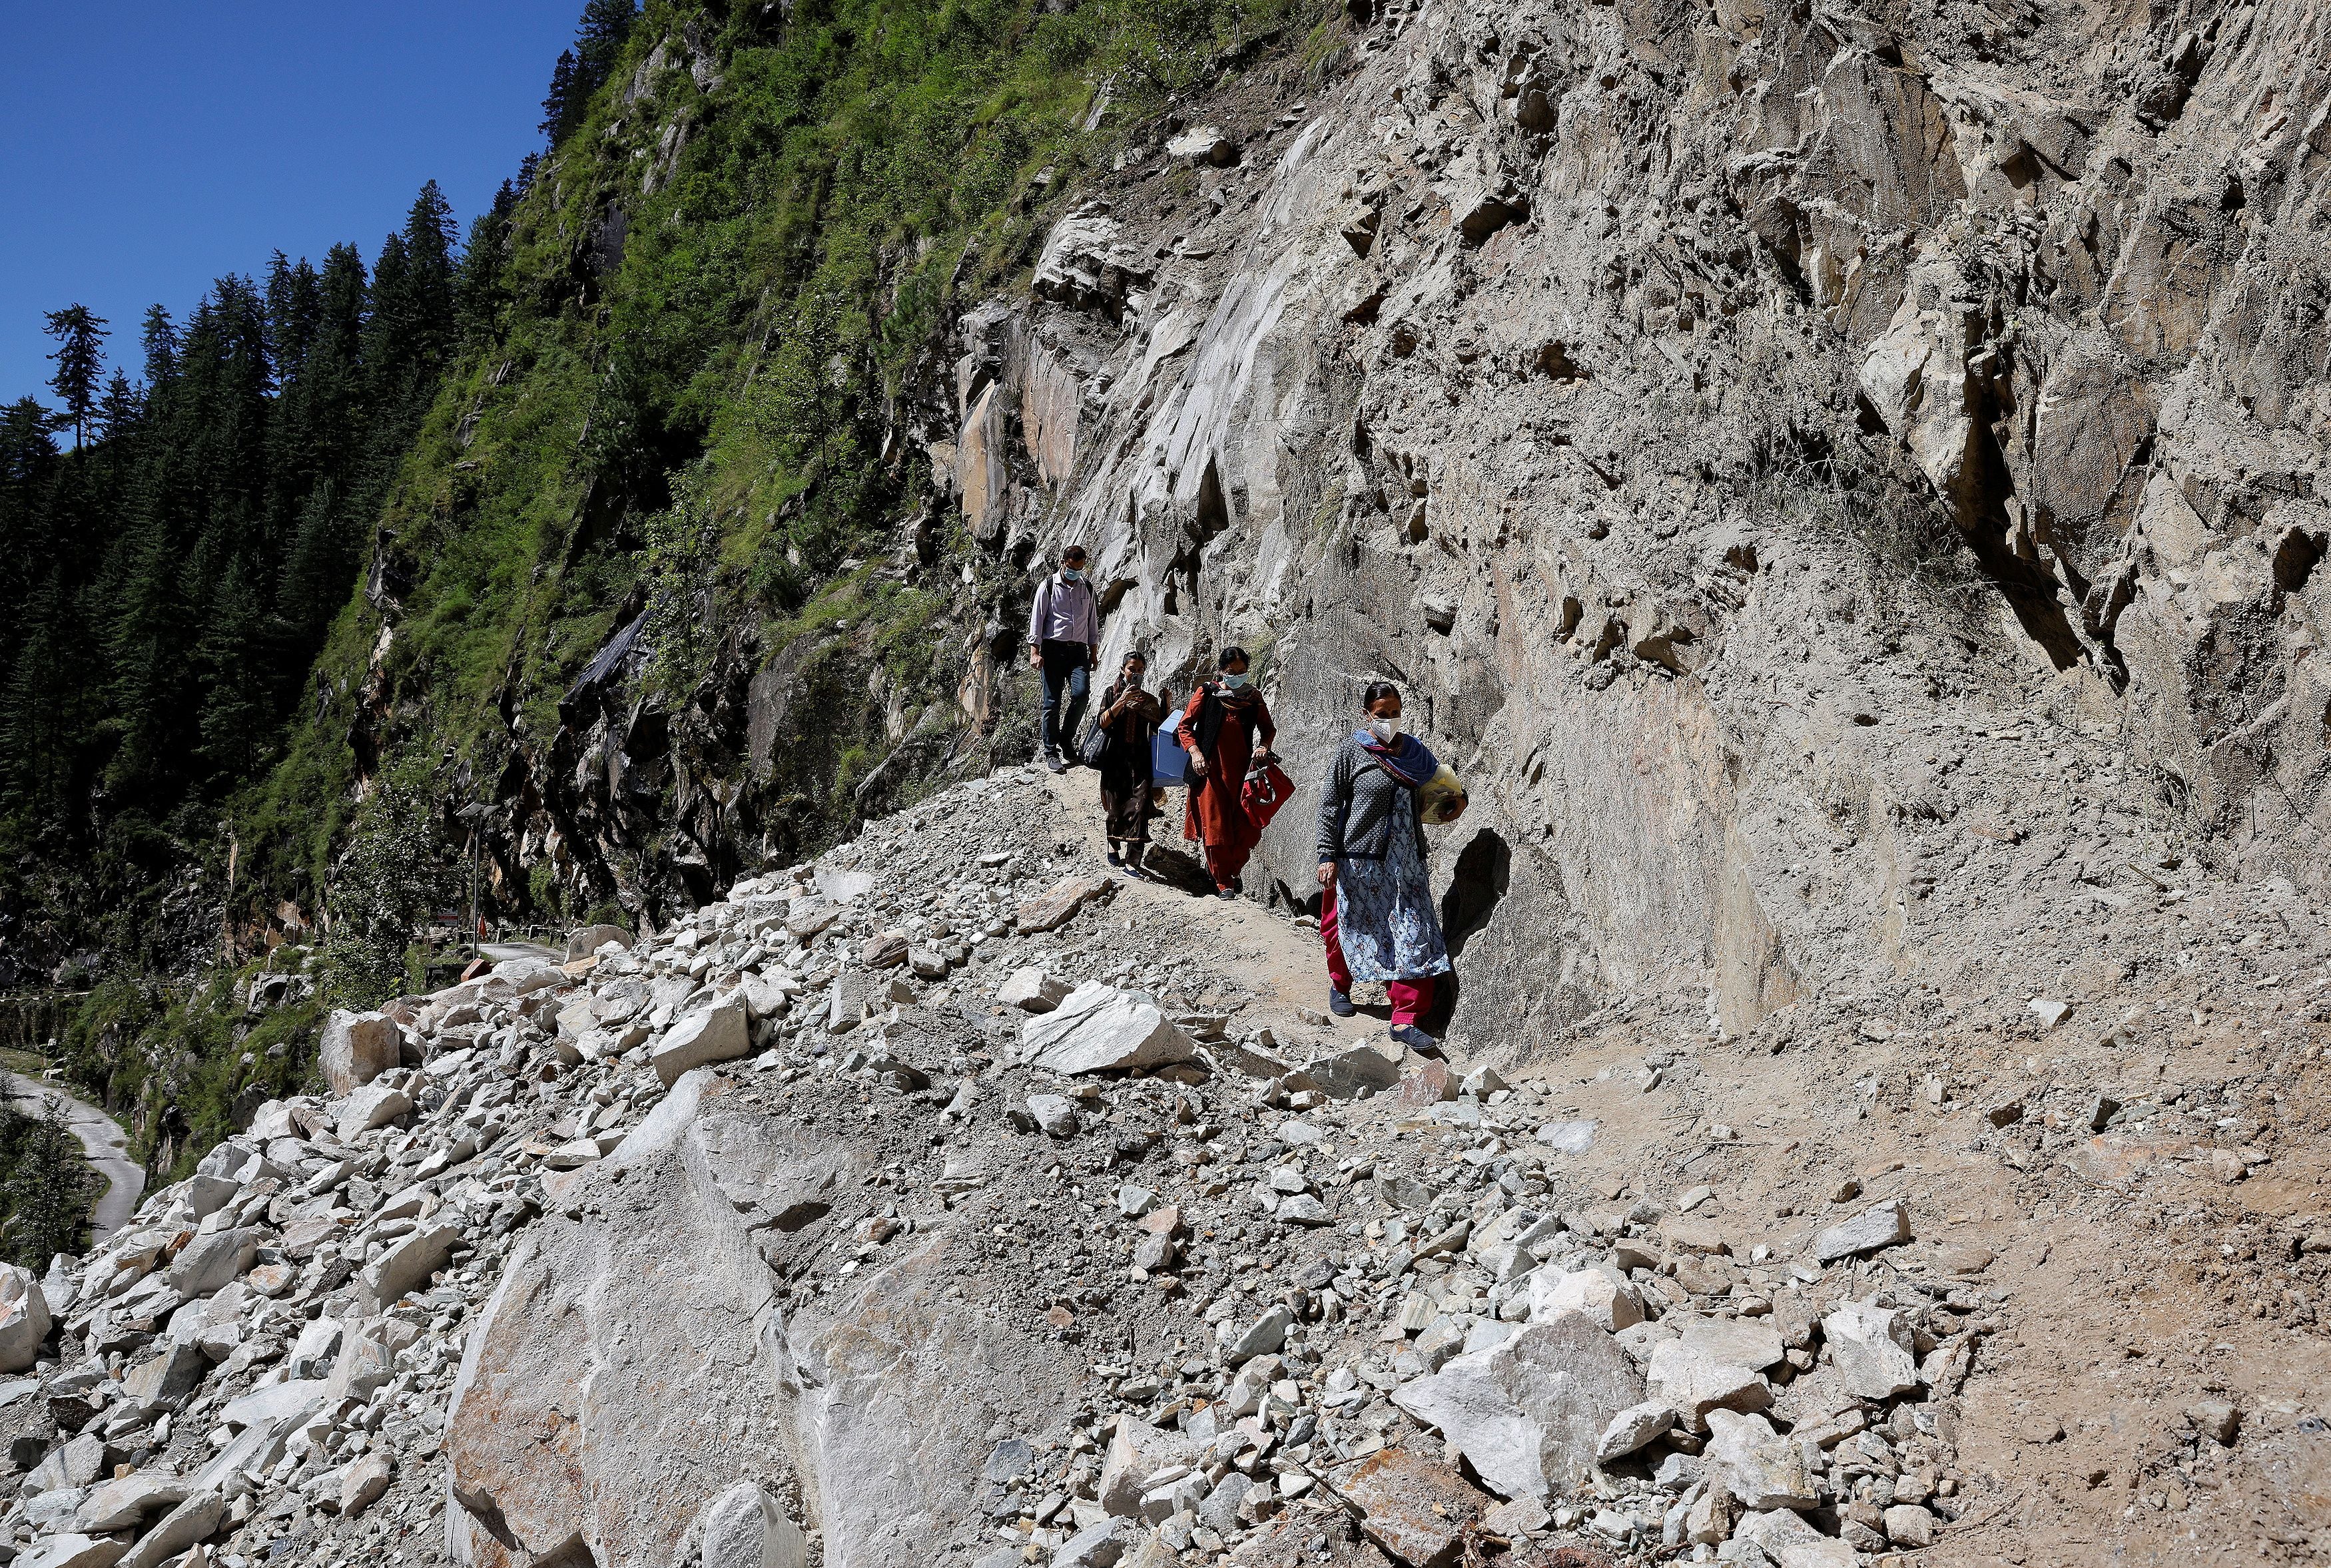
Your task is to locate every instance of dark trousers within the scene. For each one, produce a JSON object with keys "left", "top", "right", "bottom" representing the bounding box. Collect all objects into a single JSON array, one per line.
[{"left": 1038, "top": 640, "right": 1090, "bottom": 758}]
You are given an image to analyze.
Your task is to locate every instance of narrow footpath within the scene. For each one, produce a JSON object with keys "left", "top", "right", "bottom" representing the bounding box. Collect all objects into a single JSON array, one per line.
[{"left": 4, "top": 1070, "right": 145, "bottom": 1241}]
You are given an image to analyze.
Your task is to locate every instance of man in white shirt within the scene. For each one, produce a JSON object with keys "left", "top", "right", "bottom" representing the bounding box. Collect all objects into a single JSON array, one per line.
[{"left": 1026, "top": 544, "right": 1100, "bottom": 773}]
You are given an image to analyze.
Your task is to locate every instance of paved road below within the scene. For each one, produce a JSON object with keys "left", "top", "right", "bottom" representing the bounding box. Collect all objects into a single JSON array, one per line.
[
  {"left": 479, "top": 941, "right": 561, "bottom": 963},
  {"left": 5, "top": 1071, "right": 145, "bottom": 1242}
]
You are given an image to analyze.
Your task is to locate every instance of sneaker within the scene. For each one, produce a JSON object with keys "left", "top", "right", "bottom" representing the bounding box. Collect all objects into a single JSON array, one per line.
[
  {"left": 1217, "top": 886, "right": 1238, "bottom": 900},
  {"left": 1044, "top": 752, "right": 1067, "bottom": 774},
  {"left": 1106, "top": 850, "right": 1122, "bottom": 867},
  {"left": 1121, "top": 864, "right": 1144, "bottom": 882},
  {"left": 1389, "top": 1023, "right": 1440, "bottom": 1052},
  {"left": 1328, "top": 988, "right": 1355, "bottom": 1017}
]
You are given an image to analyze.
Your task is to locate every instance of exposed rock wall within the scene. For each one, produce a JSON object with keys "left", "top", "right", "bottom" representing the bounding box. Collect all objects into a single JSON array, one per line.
[{"left": 938, "top": 0, "right": 2331, "bottom": 1051}]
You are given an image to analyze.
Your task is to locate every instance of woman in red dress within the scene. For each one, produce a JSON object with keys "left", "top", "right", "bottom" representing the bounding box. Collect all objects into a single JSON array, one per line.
[{"left": 1176, "top": 647, "right": 1277, "bottom": 899}]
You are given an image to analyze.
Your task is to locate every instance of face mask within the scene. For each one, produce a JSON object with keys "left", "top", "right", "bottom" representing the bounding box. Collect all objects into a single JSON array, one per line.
[
  {"left": 1369, "top": 716, "right": 1401, "bottom": 743},
  {"left": 1062, "top": 567, "right": 1084, "bottom": 583},
  {"left": 1221, "top": 672, "right": 1249, "bottom": 689}
]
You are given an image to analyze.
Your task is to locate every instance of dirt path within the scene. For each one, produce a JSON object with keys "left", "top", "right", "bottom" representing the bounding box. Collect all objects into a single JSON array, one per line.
[
  {"left": 1034, "top": 769, "right": 1437, "bottom": 1051},
  {"left": 4, "top": 1071, "right": 145, "bottom": 1242},
  {"left": 1034, "top": 767, "right": 2331, "bottom": 1564}
]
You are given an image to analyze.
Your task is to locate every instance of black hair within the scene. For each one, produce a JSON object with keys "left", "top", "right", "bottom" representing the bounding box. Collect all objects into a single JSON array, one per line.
[
  {"left": 1362, "top": 679, "right": 1401, "bottom": 709},
  {"left": 1122, "top": 649, "right": 1149, "bottom": 666},
  {"left": 1218, "top": 646, "right": 1249, "bottom": 670},
  {"left": 1060, "top": 543, "right": 1089, "bottom": 561}
]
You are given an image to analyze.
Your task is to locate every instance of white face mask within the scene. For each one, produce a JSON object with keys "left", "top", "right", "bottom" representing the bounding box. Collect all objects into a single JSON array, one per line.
[
  {"left": 1221, "top": 672, "right": 1249, "bottom": 689},
  {"left": 1368, "top": 716, "right": 1401, "bottom": 742}
]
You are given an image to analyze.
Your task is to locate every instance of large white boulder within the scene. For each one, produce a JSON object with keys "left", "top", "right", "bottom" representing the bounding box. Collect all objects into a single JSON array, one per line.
[
  {"left": 697, "top": 1481, "right": 807, "bottom": 1568},
  {"left": 319, "top": 1009, "right": 399, "bottom": 1097},
  {"left": 336, "top": 1080, "right": 412, "bottom": 1143},
  {"left": 1527, "top": 1265, "right": 1644, "bottom": 1332},
  {"left": 1018, "top": 983, "right": 1195, "bottom": 1075},
  {"left": 361, "top": 1222, "right": 460, "bottom": 1308},
  {"left": 1822, "top": 1298, "right": 1921, "bottom": 1400},
  {"left": 1390, "top": 1316, "right": 1643, "bottom": 1499},
  {"left": 651, "top": 1000, "right": 751, "bottom": 1087},
  {"left": 0, "top": 1263, "right": 51, "bottom": 1372}
]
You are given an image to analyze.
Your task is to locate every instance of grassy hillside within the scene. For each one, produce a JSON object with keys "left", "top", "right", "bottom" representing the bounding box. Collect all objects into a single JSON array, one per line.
[{"left": 53, "top": 0, "right": 1333, "bottom": 1165}]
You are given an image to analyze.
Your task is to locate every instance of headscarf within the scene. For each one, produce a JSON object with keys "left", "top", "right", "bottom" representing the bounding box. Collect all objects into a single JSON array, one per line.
[{"left": 1355, "top": 728, "right": 1439, "bottom": 790}]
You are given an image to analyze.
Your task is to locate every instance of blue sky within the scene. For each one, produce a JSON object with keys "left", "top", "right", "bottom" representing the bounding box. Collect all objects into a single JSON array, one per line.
[{"left": 2, "top": 1, "right": 581, "bottom": 405}]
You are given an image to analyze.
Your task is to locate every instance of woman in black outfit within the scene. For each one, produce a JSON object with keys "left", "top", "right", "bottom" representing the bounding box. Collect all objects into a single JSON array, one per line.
[{"left": 1093, "top": 651, "right": 1162, "bottom": 877}]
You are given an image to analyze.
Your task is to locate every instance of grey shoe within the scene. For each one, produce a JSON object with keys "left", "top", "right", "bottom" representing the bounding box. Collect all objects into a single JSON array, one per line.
[{"left": 1044, "top": 752, "right": 1067, "bottom": 774}]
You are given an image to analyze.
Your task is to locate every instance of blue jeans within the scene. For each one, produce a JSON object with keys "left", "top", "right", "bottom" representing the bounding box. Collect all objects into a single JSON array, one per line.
[{"left": 1038, "top": 640, "right": 1091, "bottom": 758}]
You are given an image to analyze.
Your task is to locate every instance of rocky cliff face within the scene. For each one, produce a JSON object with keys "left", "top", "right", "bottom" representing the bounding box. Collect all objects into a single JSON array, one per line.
[{"left": 934, "top": 0, "right": 2331, "bottom": 1049}]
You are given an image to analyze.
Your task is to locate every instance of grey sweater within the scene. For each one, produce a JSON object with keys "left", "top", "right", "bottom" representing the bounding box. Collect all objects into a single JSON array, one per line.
[{"left": 1317, "top": 734, "right": 1429, "bottom": 863}]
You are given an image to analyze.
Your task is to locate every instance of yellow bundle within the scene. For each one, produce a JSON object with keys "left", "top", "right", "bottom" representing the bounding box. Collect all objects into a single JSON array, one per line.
[{"left": 1418, "top": 764, "right": 1468, "bottom": 824}]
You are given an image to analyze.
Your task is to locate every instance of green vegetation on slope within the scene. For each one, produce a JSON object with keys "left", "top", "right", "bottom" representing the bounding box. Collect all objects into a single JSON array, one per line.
[
  {"left": 17, "top": 0, "right": 1329, "bottom": 1170},
  {"left": 244, "top": 0, "right": 1321, "bottom": 942}
]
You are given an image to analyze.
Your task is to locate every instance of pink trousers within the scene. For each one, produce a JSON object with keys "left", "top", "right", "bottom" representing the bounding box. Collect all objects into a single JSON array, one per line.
[{"left": 1321, "top": 888, "right": 1435, "bottom": 1027}]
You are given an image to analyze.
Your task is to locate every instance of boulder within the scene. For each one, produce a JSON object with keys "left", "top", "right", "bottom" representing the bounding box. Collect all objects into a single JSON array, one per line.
[
  {"left": 336, "top": 1080, "right": 412, "bottom": 1143},
  {"left": 1025, "top": 1095, "right": 1080, "bottom": 1137},
  {"left": 697, "top": 1481, "right": 808, "bottom": 1568},
  {"left": 1883, "top": 1502, "right": 1939, "bottom": 1546},
  {"left": 1674, "top": 1315, "right": 1786, "bottom": 1373},
  {"left": 220, "top": 1378, "right": 326, "bottom": 1432},
  {"left": 564, "top": 923, "right": 635, "bottom": 961},
  {"left": 340, "top": 1452, "right": 394, "bottom": 1518},
  {"left": 1051, "top": 1518, "right": 1130, "bottom": 1568},
  {"left": 1325, "top": 1447, "right": 1486, "bottom": 1568},
  {"left": 18, "top": 1536, "right": 131, "bottom": 1568},
  {"left": 120, "top": 1340, "right": 208, "bottom": 1412},
  {"left": 182, "top": 1173, "right": 242, "bottom": 1219},
  {"left": 116, "top": 1489, "right": 224, "bottom": 1568},
  {"left": 1224, "top": 1305, "right": 1293, "bottom": 1364},
  {"left": 448, "top": 1070, "right": 1080, "bottom": 1568},
  {"left": 1014, "top": 875, "right": 1113, "bottom": 934},
  {"left": 319, "top": 1009, "right": 399, "bottom": 1096},
  {"left": 74, "top": 1470, "right": 192, "bottom": 1532},
  {"left": 1306, "top": 1042, "right": 1403, "bottom": 1099},
  {"left": 1707, "top": 1409, "right": 1817, "bottom": 1511},
  {"left": 1596, "top": 1400, "right": 1678, "bottom": 1463},
  {"left": 360, "top": 1222, "right": 460, "bottom": 1308},
  {"left": 1018, "top": 983, "right": 1196, "bottom": 1075},
  {"left": 1645, "top": 1338, "right": 1772, "bottom": 1425},
  {"left": 1528, "top": 1266, "right": 1644, "bottom": 1332},
  {"left": 997, "top": 968, "right": 1072, "bottom": 1013},
  {"left": 0, "top": 1264, "right": 51, "bottom": 1372},
  {"left": 651, "top": 1000, "right": 752, "bottom": 1087},
  {"left": 165, "top": 1228, "right": 258, "bottom": 1299},
  {"left": 1165, "top": 125, "right": 1239, "bottom": 166},
  {"left": 1391, "top": 1316, "right": 1644, "bottom": 1499},
  {"left": 1812, "top": 1198, "right": 1911, "bottom": 1262},
  {"left": 1822, "top": 1298, "right": 1920, "bottom": 1400},
  {"left": 1099, "top": 1418, "right": 1193, "bottom": 1517}
]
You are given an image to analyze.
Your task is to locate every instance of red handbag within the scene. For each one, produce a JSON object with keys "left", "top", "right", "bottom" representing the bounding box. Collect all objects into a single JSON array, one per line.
[{"left": 1241, "top": 762, "right": 1295, "bottom": 830}]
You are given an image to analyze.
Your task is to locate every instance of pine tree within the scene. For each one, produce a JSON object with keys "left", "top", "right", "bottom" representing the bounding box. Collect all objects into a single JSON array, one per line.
[
  {"left": 274, "top": 479, "right": 350, "bottom": 649},
  {"left": 539, "top": 49, "right": 581, "bottom": 144},
  {"left": 7, "top": 1095, "right": 94, "bottom": 1265},
  {"left": 455, "top": 193, "right": 516, "bottom": 348},
  {"left": 540, "top": 2, "right": 639, "bottom": 147},
  {"left": 196, "top": 559, "right": 272, "bottom": 780},
  {"left": 140, "top": 304, "right": 179, "bottom": 388},
  {"left": 43, "top": 305, "right": 109, "bottom": 447},
  {"left": 575, "top": 0, "right": 639, "bottom": 84},
  {"left": 1, "top": 570, "right": 79, "bottom": 816},
  {"left": 95, "top": 370, "right": 142, "bottom": 443}
]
